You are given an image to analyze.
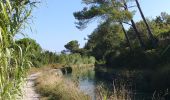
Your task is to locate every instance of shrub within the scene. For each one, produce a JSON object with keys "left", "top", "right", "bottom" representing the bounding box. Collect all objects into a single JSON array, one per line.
[{"left": 105, "top": 50, "right": 161, "bottom": 69}]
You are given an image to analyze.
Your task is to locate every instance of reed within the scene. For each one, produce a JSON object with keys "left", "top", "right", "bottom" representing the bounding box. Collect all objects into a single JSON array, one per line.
[
  {"left": 96, "top": 81, "right": 132, "bottom": 100},
  {"left": 0, "top": 0, "right": 36, "bottom": 99}
]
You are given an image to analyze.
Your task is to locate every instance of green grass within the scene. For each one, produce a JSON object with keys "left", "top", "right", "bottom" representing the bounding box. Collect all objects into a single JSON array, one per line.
[
  {"left": 58, "top": 53, "right": 95, "bottom": 65},
  {"left": 0, "top": 0, "right": 36, "bottom": 99}
]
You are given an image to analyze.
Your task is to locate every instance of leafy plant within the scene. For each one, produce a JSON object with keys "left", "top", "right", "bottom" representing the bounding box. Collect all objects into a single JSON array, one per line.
[{"left": 0, "top": 0, "right": 37, "bottom": 99}]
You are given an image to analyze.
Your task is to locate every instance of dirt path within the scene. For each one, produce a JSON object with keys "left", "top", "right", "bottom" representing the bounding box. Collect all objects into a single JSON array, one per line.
[{"left": 22, "top": 73, "right": 41, "bottom": 100}]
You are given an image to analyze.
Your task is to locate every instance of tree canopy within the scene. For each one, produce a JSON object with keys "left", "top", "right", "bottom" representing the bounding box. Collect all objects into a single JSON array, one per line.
[{"left": 64, "top": 40, "right": 80, "bottom": 53}]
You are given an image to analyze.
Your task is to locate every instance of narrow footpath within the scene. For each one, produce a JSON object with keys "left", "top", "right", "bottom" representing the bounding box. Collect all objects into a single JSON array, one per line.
[{"left": 22, "top": 73, "right": 41, "bottom": 100}]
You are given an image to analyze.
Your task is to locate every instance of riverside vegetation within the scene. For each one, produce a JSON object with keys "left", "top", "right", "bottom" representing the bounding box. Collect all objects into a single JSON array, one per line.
[
  {"left": 33, "top": 67, "right": 91, "bottom": 100},
  {"left": 0, "top": 0, "right": 37, "bottom": 99},
  {"left": 0, "top": 0, "right": 170, "bottom": 100}
]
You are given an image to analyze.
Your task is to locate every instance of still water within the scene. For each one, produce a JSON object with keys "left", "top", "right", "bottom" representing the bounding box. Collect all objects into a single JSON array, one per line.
[{"left": 64, "top": 66, "right": 170, "bottom": 100}]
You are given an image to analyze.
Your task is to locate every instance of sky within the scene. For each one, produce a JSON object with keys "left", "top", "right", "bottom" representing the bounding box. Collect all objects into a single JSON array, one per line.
[{"left": 21, "top": 0, "right": 170, "bottom": 52}]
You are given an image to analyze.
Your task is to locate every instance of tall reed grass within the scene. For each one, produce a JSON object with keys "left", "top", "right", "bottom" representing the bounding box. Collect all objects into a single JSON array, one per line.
[
  {"left": 96, "top": 81, "right": 132, "bottom": 100},
  {"left": 0, "top": 0, "right": 36, "bottom": 99}
]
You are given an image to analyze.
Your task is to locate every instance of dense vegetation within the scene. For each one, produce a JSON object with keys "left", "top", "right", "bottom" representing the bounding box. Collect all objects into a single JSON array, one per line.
[
  {"left": 0, "top": 0, "right": 37, "bottom": 99},
  {"left": 0, "top": 0, "right": 94, "bottom": 99},
  {"left": 74, "top": 0, "right": 170, "bottom": 69},
  {"left": 1, "top": 0, "right": 170, "bottom": 99},
  {"left": 16, "top": 38, "right": 95, "bottom": 68}
]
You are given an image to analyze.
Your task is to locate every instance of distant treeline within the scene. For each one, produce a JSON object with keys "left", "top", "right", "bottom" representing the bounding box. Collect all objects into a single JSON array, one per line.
[{"left": 16, "top": 38, "right": 95, "bottom": 67}]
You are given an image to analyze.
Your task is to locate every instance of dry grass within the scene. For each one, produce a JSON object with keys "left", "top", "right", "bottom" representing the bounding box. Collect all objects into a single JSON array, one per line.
[
  {"left": 48, "top": 63, "right": 65, "bottom": 69},
  {"left": 35, "top": 71, "right": 90, "bottom": 100},
  {"left": 96, "top": 81, "right": 132, "bottom": 100},
  {"left": 28, "top": 64, "right": 94, "bottom": 75},
  {"left": 28, "top": 64, "right": 64, "bottom": 74}
]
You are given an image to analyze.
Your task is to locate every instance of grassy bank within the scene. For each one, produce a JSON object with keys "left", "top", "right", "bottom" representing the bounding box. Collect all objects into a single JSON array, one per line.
[
  {"left": 96, "top": 83, "right": 132, "bottom": 100},
  {"left": 34, "top": 69, "right": 90, "bottom": 100}
]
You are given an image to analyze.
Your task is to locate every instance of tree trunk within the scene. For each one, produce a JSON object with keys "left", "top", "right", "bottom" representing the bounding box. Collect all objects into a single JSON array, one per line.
[
  {"left": 123, "top": 1, "right": 145, "bottom": 48},
  {"left": 135, "top": 0, "right": 157, "bottom": 47},
  {"left": 120, "top": 22, "right": 132, "bottom": 51}
]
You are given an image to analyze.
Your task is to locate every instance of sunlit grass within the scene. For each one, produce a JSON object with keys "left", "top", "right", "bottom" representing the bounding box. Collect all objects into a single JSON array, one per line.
[
  {"left": 35, "top": 71, "right": 90, "bottom": 100},
  {"left": 95, "top": 81, "right": 132, "bottom": 100},
  {"left": 0, "top": 0, "right": 36, "bottom": 99}
]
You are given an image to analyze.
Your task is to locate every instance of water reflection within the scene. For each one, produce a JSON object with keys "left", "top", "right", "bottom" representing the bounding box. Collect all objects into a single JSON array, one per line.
[{"left": 64, "top": 66, "right": 170, "bottom": 100}]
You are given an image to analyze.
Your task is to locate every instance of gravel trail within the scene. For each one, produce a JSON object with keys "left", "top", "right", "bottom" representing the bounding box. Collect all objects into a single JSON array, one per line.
[{"left": 22, "top": 73, "right": 41, "bottom": 100}]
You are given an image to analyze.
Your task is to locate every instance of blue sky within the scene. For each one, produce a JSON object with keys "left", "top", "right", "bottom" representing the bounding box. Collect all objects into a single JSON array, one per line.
[{"left": 23, "top": 0, "right": 170, "bottom": 52}]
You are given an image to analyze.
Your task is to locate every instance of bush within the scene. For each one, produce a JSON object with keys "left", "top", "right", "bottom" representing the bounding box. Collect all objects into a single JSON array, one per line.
[
  {"left": 105, "top": 50, "right": 161, "bottom": 69},
  {"left": 58, "top": 53, "right": 95, "bottom": 65}
]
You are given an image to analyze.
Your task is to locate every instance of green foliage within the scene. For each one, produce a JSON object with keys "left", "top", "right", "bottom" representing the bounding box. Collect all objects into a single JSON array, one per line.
[
  {"left": 73, "top": 0, "right": 132, "bottom": 29},
  {"left": 14, "top": 38, "right": 61, "bottom": 68},
  {"left": 79, "top": 10, "right": 170, "bottom": 68},
  {"left": 58, "top": 53, "right": 95, "bottom": 65},
  {"left": 38, "top": 51, "right": 59, "bottom": 66},
  {"left": 127, "top": 12, "right": 170, "bottom": 48},
  {"left": 80, "top": 10, "right": 170, "bottom": 68},
  {"left": 0, "top": 0, "right": 37, "bottom": 99},
  {"left": 14, "top": 38, "right": 95, "bottom": 68},
  {"left": 15, "top": 38, "right": 43, "bottom": 66},
  {"left": 105, "top": 49, "right": 161, "bottom": 68},
  {"left": 64, "top": 40, "right": 79, "bottom": 53},
  {"left": 84, "top": 21, "right": 125, "bottom": 60},
  {"left": 161, "top": 45, "right": 170, "bottom": 62},
  {"left": 16, "top": 38, "right": 42, "bottom": 53},
  {"left": 154, "top": 12, "right": 170, "bottom": 38}
]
